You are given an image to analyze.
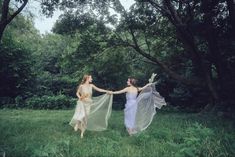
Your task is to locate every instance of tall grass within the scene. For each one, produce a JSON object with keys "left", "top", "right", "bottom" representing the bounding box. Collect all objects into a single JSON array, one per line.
[{"left": 0, "top": 109, "right": 234, "bottom": 157}]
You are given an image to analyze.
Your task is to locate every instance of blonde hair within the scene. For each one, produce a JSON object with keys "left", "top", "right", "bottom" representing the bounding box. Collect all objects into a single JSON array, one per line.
[
  {"left": 77, "top": 75, "right": 90, "bottom": 91},
  {"left": 80, "top": 74, "right": 90, "bottom": 85},
  {"left": 76, "top": 75, "right": 90, "bottom": 99}
]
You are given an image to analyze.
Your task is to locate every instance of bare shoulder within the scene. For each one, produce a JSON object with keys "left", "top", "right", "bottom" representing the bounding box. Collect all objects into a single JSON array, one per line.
[
  {"left": 129, "top": 86, "right": 138, "bottom": 92},
  {"left": 125, "top": 87, "right": 131, "bottom": 91},
  {"left": 89, "top": 84, "right": 96, "bottom": 89}
]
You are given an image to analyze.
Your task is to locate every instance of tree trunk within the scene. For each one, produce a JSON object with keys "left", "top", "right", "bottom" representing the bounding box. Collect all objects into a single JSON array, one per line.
[
  {"left": 226, "top": 0, "right": 235, "bottom": 37},
  {"left": 163, "top": 0, "right": 219, "bottom": 103},
  {"left": 203, "top": 8, "right": 224, "bottom": 97},
  {"left": 0, "top": 22, "right": 7, "bottom": 41}
]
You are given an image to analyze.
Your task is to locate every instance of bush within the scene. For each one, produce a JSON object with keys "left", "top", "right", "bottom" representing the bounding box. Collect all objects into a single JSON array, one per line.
[
  {"left": 26, "top": 95, "right": 76, "bottom": 109},
  {"left": 173, "top": 122, "right": 232, "bottom": 157},
  {"left": 0, "top": 43, "right": 34, "bottom": 98},
  {"left": 34, "top": 74, "right": 78, "bottom": 97},
  {"left": 0, "top": 97, "right": 16, "bottom": 108}
]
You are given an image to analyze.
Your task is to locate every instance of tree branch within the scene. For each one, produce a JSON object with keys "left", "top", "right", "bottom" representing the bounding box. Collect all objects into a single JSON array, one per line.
[
  {"left": 6, "top": 0, "right": 28, "bottom": 25},
  {"left": 144, "top": 0, "right": 170, "bottom": 15},
  {"left": 128, "top": 27, "right": 200, "bottom": 86},
  {"left": 144, "top": 31, "right": 151, "bottom": 54}
]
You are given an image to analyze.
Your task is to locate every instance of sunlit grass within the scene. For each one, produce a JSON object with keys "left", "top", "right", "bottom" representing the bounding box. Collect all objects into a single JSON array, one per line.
[{"left": 0, "top": 109, "right": 234, "bottom": 157}]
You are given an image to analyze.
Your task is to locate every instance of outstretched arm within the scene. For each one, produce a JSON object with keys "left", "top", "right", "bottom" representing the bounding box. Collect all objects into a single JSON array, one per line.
[
  {"left": 112, "top": 87, "right": 128, "bottom": 94},
  {"left": 138, "top": 83, "right": 152, "bottom": 91},
  {"left": 91, "top": 84, "right": 109, "bottom": 93}
]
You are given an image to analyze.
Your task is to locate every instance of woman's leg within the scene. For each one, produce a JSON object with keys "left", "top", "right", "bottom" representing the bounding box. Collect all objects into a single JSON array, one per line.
[
  {"left": 80, "top": 104, "right": 90, "bottom": 138},
  {"left": 80, "top": 117, "right": 87, "bottom": 138}
]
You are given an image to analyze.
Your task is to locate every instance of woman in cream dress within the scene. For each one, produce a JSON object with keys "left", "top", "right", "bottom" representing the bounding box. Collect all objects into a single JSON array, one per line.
[{"left": 69, "top": 75, "right": 112, "bottom": 138}]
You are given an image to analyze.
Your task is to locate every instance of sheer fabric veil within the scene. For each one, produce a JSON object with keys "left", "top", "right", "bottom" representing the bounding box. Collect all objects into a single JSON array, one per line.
[
  {"left": 133, "top": 76, "right": 167, "bottom": 133},
  {"left": 86, "top": 94, "right": 113, "bottom": 131},
  {"left": 70, "top": 93, "right": 113, "bottom": 132}
]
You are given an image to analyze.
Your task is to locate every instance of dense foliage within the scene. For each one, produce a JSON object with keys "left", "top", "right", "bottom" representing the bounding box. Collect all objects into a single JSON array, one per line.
[{"left": 0, "top": 0, "right": 234, "bottom": 116}]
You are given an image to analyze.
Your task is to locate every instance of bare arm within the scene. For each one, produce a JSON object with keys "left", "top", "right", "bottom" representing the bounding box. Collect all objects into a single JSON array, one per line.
[
  {"left": 91, "top": 84, "right": 108, "bottom": 93},
  {"left": 138, "top": 83, "right": 152, "bottom": 91},
  {"left": 112, "top": 87, "right": 128, "bottom": 94},
  {"left": 76, "top": 85, "right": 82, "bottom": 99}
]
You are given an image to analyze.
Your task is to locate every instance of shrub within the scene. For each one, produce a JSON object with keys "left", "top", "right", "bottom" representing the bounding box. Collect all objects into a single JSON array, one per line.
[
  {"left": 26, "top": 95, "right": 76, "bottom": 109},
  {"left": 0, "top": 43, "right": 34, "bottom": 98},
  {"left": 34, "top": 74, "right": 78, "bottom": 97},
  {"left": 0, "top": 97, "right": 16, "bottom": 108}
]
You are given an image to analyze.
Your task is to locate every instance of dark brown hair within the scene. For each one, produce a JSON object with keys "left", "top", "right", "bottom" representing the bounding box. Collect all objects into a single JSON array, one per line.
[
  {"left": 129, "top": 78, "right": 137, "bottom": 86},
  {"left": 128, "top": 77, "right": 139, "bottom": 91},
  {"left": 128, "top": 77, "right": 137, "bottom": 87}
]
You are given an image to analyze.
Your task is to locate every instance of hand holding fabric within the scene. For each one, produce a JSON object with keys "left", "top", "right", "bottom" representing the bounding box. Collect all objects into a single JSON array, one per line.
[{"left": 148, "top": 73, "right": 157, "bottom": 83}]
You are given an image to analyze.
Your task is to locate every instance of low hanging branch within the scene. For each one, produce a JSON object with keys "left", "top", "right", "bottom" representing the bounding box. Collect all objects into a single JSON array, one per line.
[
  {"left": 112, "top": 0, "right": 201, "bottom": 87},
  {"left": 128, "top": 28, "right": 201, "bottom": 86},
  {"left": 0, "top": 0, "right": 28, "bottom": 41}
]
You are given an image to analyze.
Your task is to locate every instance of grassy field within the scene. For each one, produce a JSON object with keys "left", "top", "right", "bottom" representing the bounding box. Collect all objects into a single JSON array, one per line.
[{"left": 0, "top": 109, "right": 234, "bottom": 157}]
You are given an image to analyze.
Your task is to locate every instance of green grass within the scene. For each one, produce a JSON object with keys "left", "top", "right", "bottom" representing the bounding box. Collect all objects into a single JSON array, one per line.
[{"left": 0, "top": 109, "right": 234, "bottom": 157}]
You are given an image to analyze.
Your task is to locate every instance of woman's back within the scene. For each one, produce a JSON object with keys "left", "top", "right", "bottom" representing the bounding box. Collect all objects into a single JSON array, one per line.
[
  {"left": 126, "top": 92, "right": 138, "bottom": 101},
  {"left": 125, "top": 87, "right": 138, "bottom": 104},
  {"left": 126, "top": 86, "right": 138, "bottom": 101}
]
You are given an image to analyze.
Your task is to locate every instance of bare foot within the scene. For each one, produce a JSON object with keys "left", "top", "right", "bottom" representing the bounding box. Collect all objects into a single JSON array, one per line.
[
  {"left": 74, "top": 124, "right": 78, "bottom": 131},
  {"left": 128, "top": 128, "right": 135, "bottom": 136},
  {"left": 127, "top": 128, "right": 132, "bottom": 136},
  {"left": 81, "top": 131, "right": 84, "bottom": 138}
]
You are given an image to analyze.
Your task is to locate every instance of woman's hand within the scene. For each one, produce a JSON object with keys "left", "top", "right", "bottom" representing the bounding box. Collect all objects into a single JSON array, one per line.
[
  {"left": 147, "top": 83, "right": 153, "bottom": 86},
  {"left": 106, "top": 91, "right": 113, "bottom": 95},
  {"left": 138, "top": 83, "right": 153, "bottom": 91}
]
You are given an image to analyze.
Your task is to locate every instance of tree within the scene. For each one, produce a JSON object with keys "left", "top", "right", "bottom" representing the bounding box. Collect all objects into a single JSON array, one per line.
[
  {"left": 47, "top": 0, "right": 235, "bottom": 112},
  {"left": 142, "top": 0, "right": 235, "bottom": 108},
  {"left": 0, "top": 0, "right": 28, "bottom": 41},
  {"left": 0, "top": 12, "right": 38, "bottom": 103},
  {"left": 0, "top": 41, "right": 33, "bottom": 98},
  {"left": 105, "top": 0, "right": 235, "bottom": 112}
]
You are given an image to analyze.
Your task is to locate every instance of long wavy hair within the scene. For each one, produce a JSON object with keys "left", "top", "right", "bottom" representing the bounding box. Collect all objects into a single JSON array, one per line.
[
  {"left": 77, "top": 75, "right": 90, "bottom": 90},
  {"left": 80, "top": 75, "right": 90, "bottom": 85}
]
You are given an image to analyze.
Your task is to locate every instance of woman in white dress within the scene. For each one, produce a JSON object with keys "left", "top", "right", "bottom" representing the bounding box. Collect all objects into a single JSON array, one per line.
[
  {"left": 69, "top": 75, "right": 112, "bottom": 138},
  {"left": 111, "top": 78, "right": 151, "bottom": 135}
]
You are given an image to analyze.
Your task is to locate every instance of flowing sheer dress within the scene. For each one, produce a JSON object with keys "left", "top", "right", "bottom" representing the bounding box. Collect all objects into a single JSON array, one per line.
[
  {"left": 69, "top": 85, "right": 113, "bottom": 131},
  {"left": 133, "top": 83, "right": 166, "bottom": 133}
]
